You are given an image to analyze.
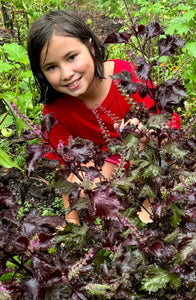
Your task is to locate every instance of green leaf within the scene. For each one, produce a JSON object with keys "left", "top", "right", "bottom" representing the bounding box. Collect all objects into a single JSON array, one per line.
[
  {"left": 0, "top": 61, "right": 13, "bottom": 72},
  {"left": 56, "top": 223, "right": 88, "bottom": 249},
  {"left": 158, "top": 56, "right": 168, "bottom": 63},
  {"left": 170, "top": 204, "right": 185, "bottom": 228},
  {"left": 6, "top": 256, "right": 20, "bottom": 269},
  {"left": 0, "top": 272, "right": 23, "bottom": 281},
  {"left": 142, "top": 164, "right": 161, "bottom": 178},
  {"left": 147, "top": 114, "right": 169, "bottom": 129},
  {"left": 17, "top": 92, "right": 33, "bottom": 115},
  {"left": 52, "top": 178, "right": 78, "bottom": 195},
  {"left": 184, "top": 42, "right": 196, "bottom": 58},
  {"left": 169, "top": 273, "right": 181, "bottom": 290},
  {"left": 183, "top": 10, "right": 196, "bottom": 22},
  {"left": 0, "top": 272, "right": 14, "bottom": 281},
  {"left": 165, "top": 18, "right": 190, "bottom": 35},
  {"left": 112, "top": 177, "right": 134, "bottom": 196},
  {"left": 15, "top": 117, "right": 26, "bottom": 137},
  {"left": 22, "top": 70, "right": 33, "bottom": 78},
  {"left": 164, "top": 228, "right": 180, "bottom": 242},
  {"left": 0, "top": 147, "right": 22, "bottom": 170},
  {"left": 161, "top": 144, "right": 188, "bottom": 160},
  {"left": 0, "top": 113, "right": 14, "bottom": 130},
  {"left": 138, "top": 184, "right": 155, "bottom": 199},
  {"left": 141, "top": 265, "right": 180, "bottom": 293},
  {"left": 0, "top": 91, "right": 15, "bottom": 101},
  {"left": 48, "top": 247, "right": 57, "bottom": 254},
  {"left": 122, "top": 207, "right": 143, "bottom": 229},
  {"left": 141, "top": 267, "right": 169, "bottom": 293},
  {"left": 85, "top": 283, "right": 114, "bottom": 296},
  {"left": 2, "top": 43, "right": 29, "bottom": 65},
  {"left": 124, "top": 132, "right": 139, "bottom": 160}
]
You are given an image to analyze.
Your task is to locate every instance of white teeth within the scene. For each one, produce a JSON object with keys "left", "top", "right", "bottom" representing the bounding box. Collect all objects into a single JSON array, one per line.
[{"left": 67, "top": 78, "right": 80, "bottom": 87}]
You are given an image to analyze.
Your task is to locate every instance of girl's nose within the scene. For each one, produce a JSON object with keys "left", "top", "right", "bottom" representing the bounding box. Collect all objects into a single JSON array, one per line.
[{"left": 60, "top": 65, "right": 74, "bottom": 80}]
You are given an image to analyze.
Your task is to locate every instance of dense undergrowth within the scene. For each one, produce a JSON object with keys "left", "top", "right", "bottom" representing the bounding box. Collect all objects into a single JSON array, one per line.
[{"left": 0, "top": 0, "right": 196, "bottom": 299}]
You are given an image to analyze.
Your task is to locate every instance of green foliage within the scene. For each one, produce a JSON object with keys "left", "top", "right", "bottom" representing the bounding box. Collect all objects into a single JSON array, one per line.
[
  {"left": 103, "top": 0, "right": 196, "bottom": 126},
  {"left": 39, "top": 196, "right": 65, "bottom": 216},
  {"left": 170, "top": 204, "right": 185, "bottom": 228},
  {"left": 0, "top": 113, "right": 14, "bottom": 129},
  {"left": 0, "top": 147, "right": 22, "bottom": 170},
  {"left": 141, "top": 265, "right": 181, "bottom": 293},
  {"left": 17, "top": 201, "right": 32, "bottom": 217},
  {"left": 97, "top": 0, "right": 127, "bottom": 18},
  {"left": 56, "top": 223, "right": 89, "bottom": 249},
  {"left": 0, "top": 1, "right": 196, "bottom": 299},
  {"left": 0, "top": 42, "right": 37, "bottom": 137}
]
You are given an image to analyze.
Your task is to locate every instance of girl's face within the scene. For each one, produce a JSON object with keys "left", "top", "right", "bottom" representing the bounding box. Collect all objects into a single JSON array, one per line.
[{"left": 40, "top": 35, "right": 96, "bottom": 100}]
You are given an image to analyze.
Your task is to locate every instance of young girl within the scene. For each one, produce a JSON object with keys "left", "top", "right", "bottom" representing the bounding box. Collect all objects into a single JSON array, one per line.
[{"left": 27, "top": 10, "right": 181, "bottom": 225}]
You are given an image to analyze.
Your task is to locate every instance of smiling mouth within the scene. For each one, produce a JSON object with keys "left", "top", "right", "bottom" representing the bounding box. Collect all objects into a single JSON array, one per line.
[{"left": 65, "top": 77, "right": 81, "bottom": 87}]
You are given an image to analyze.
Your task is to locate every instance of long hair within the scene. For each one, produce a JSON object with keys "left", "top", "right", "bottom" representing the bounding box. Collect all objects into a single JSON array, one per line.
[{"left": 27, "top": 10, "right": 106, "bottom": 104}]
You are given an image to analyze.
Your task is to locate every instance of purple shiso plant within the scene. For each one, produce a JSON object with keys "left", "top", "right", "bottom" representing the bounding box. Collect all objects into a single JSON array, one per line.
[{"left": 0, "top": 4, "right": 196, "bottom": 300}]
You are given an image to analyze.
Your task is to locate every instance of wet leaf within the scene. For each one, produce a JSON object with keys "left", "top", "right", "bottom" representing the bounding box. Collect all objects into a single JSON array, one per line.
[{"left": 92, "top": 185, "right": 120, "bottom": 219}]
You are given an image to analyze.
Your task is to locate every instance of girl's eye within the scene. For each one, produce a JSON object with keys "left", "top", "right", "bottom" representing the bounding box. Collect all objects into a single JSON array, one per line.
[
  {"left": 46, "top": 65, "right": 56, "bottom": 71},
  {"left": 68, "top": 54, "right": 77, "bottom": 61}
]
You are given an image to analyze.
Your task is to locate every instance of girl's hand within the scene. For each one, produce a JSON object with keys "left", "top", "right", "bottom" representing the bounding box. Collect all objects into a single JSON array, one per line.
[
  {"left": 114, "top": 118, "right": 146, "bottom": 151},
  {"left": 114, "top": 117, "right": 143, "bottom": 133}
]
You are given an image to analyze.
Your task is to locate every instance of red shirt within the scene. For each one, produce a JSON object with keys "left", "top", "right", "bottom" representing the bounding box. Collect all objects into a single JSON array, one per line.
[{"left": 43, "top": 59, "right": 181, "bottom": 162}]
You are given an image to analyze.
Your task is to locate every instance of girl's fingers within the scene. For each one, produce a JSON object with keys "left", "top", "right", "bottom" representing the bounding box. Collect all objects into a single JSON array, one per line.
[
  {"left": 114, "top": 122, "right": 120, "bottom": 131},
  {"left": 114, "top": 118, "right": 143, "bottom": 133}
]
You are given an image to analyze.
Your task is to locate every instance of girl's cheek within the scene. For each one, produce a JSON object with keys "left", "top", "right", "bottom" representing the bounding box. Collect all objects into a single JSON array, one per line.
[{"left": 48, "top": 73, "right": 59, "bottom": 85}]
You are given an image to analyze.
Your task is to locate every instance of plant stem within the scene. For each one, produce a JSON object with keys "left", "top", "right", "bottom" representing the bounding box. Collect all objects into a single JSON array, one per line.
[
  {"left": 0, "top": 107, "right": 11, "bottom": 127},
  {"left": 0, "top": 248, "right": 32, "bottom": 276}
]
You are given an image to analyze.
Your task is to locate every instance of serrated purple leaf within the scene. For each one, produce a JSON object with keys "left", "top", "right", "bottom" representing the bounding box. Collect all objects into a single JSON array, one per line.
[
  {"left": 186, "top": 207, "right": 196, "bottom": 221},
  {"left": 24, "top": 278, "right": 45, "bottom": 300},
  {"left": 149, "top": 241, "right": 174, "bottom": 260},
  {"left": 41, "top": 113, "right": 57, "bottom": 134},
  {"left": 71, "top": 284, "right": 87, "bottom": 300},
  {"left": 34, "top": 215, "right": 65, "bottom": 228},
  {"left": 38, "top": 232, "right": 56, "bottom": 251},
  {"left": 166, "top": 191, "right": 184, "bottom": 205},
  {"left": 155, "top": 78, "right": 187, "bottom": 109},
  {"left": 143, "top": 229, "right": 159, "bottom": 243},
  {"left": 145, "top": 22, "right": 164, "bottom": 39},
  {"left": 92, "top": 186, "right": 120, "bottom": 219},
  {"left": 79, "top": 264, "right": 93, "bottom": 275},
  {"left": 21, "top": 221, "right": 37, "bottom": 238},
  {"left": 122, "top": 233, "right": 140, "bottom": 247},
  {"left": 14, "top": 236, "right": 29, "bottom": 251},
  {"left": 0, "top": 183, "right": 17, "bottom": 209},
  {"left": 31, "top": 253, "right": 62, "bottom": 282},
  {"left": 0, "top": 228, "right": 8, "bottom": 248},
  {"left": 111, "top": 70, "right": 140, "bottom": 94},
  {"left": 159, "top": 35, "right": 185, "bottom": 57},
  {"left": 102, "top": 230, "right": 120, "bottom": 248},
  {"left": 103, "top": 30, "right": 131, "bottom": 44},
  {"left": 185, "top": 138, "right": 196, "bottom": 153},
  {"left": 100, "top": 263, "right": 110, "bottom": 278},
  {"left": 137, "top": 24, "right": 146, "bottom": 36},
  {"left": 139, "top": 85, "right": 148, "bottom": 98},
  {"left": 61, "top": 138, "right": 95, "bottom": 164},
  {"left": 151, "top": 202, "right": 165, "bottom": 218},
  {"left": 135, "top": 57, "right": 154, "bottom": 81},
  {"left": 21, "top": 129, "right": 39, "bottom": 141},
  {"left": 131, "top": 23, "right": 145, "bottom": 37},
  {"left": 26, "top": 144, "right": 48, "bottom": 177}
]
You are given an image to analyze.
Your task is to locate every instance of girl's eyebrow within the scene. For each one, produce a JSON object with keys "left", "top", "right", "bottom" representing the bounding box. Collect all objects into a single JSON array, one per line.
[{"left": 41, "top": 50, "right": 76, "bottom": 68}]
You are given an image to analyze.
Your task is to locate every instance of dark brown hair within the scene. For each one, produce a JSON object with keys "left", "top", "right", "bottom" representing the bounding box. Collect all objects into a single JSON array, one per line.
[{"left": 27, "top": 10, "right": 106, "bottom": 104}]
